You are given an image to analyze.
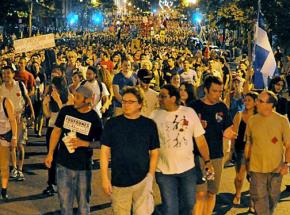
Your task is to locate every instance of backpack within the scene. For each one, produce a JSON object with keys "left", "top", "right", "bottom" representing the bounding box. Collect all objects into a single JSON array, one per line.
[
  {"left": 18, "top": 81, "right": 31, "bottom": 117},
  {"left": 18, "top": 81, "right": 27, "bottom": 103},
  {"left": 3, "top": 98, "right": 8, "bottom": 118}
]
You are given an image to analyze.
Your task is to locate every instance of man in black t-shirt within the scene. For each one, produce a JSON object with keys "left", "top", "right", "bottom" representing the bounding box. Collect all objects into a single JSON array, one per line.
[
  {"left": 45, "top": 85, "right": 102, "bottom": 215},
  {"left": 191, "top": 76, "right": 236, "bottom": 215},
  {"left": 100, "top": 87, "right": 159, "bottom": 215}
]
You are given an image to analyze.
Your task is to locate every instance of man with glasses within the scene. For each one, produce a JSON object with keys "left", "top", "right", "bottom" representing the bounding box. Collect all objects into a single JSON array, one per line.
[
  {"left": 100, "top": 87, "right": 159, "bottom": 215},
  {"left": 151, "top": 84, "right": 213, "bottom": 215},
  {"left": 245, "top": 90, "right": 290, "bottom": 215}
]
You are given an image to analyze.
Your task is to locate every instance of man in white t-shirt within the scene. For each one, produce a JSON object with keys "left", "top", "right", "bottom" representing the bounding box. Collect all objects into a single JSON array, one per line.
[
  {"left": 0, "top": 66, "right": 35, "bottom": 181},
  {"left": 150, "top": 84, "right": 214, "bottom": 215},
  {"left": 137, "top": 69, "right": 159, "bottom": 117},
  {"left": 83, "top": 66, "right": 110, "bottom": 118}
]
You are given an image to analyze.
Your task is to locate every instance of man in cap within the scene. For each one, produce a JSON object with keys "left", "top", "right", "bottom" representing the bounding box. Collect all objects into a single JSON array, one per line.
[
  {"left": 137, "top": 69, "right": 159, "bottom": 117},
  {"left": 45, "top": 85, "right": 103, "bottom": 215}
]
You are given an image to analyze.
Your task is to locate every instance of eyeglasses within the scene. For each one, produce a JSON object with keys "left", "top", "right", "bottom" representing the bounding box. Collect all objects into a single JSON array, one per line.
[
  {"left": 158, "top": 94, "right": 170, "bottom": 99},
  {"left": 121, "top": 100, "right": 138, "bottom": 105}
]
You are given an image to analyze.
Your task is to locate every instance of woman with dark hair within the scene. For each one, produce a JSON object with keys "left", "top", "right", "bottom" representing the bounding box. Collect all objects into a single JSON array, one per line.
[
  {"left": 179, "top": 82, "right": 196, "bottom": 106},
  {"left": 232, "top": 92, "right": 258, "bottom": 213},
  {"left": 269, "top": 76, "right": 288, "bottom": 116},
  {"left": 30, "top": 61, "right": 46, "bottom": 137},
  {"left": 42, "top": 76, "right": 74, "bottom": 195}
]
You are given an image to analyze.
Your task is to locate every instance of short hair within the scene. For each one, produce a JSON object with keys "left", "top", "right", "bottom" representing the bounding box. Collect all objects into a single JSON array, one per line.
[
  {"left": 263, "top": 90, "right": 278, "bottom": 107},
  {"left": 1, "top": 65, "right": 15, "bottom": 73},
  {"left": 87, "top": 66, "right": 98, "bottom": 74},
  {"left": 122, "top": 86, "right": 144, "bottom": 104},
  {"left": 204, "top": 75, "right": 223, "bottom": 91},
  {"left": 161, "top": 84, "right": 180, "bottom": 105},
  {"left": 245, "top": 91, "right": 259, "bottom": 101}
]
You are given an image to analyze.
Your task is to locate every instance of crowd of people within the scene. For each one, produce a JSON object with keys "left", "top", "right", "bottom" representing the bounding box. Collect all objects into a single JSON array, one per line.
[{"left": 0, "top": 18, "right": 290, "bottom": 215}]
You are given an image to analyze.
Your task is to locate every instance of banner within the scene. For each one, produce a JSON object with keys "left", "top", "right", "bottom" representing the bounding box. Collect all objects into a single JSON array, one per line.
[{"left": 14, "top": 34, "right": 56, "bottom": 53}]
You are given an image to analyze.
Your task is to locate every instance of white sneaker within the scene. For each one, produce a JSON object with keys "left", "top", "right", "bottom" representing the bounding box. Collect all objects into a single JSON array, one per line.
[
  {"left": 10, "top": 168, "right": 18, "bottom": 179},
  {"left": 17, "top": 170, "right": 25, "bottom": 181}
]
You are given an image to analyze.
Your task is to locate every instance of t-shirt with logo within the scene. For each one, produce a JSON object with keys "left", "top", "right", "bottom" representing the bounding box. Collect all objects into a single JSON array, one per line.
[
  {"left": 55, "top": 105, "right": 103, "bottom": 170},
  {"left": 191, "top": 100, "right": 232, "bottom": 159},
  {"left": 151, "top": 106, "right": 205, "bottom": 174}
]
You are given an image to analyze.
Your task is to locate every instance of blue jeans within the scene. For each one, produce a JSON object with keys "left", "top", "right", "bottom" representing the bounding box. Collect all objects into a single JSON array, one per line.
[
  {"left": 57, "top": 164, "right": 92, "bottom": 215},
  {"left": 156, "top": 168, "right": 196, "bottom": 215}
]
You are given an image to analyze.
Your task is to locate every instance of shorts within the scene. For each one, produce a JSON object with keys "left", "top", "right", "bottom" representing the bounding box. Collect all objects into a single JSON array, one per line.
[
  {"left": 112, "top": 174, "right": 154, "bottom": 215},
  {"left": 234, "top": 150, "right": 246, "bottom": 172},
  {"left": 195, "top": 156, "right": 223, "bottom": 194},
  {"left": 16, "top": 115, "right": 26, "bottom": 145}
]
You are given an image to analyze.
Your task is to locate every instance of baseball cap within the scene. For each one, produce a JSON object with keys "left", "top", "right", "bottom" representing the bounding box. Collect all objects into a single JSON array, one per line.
[
  {"left": 76, "top": 85, "right": 93, "bottom": 98},
  {"left": 137, "top": 69, "right": 153, "bottom": 84}
]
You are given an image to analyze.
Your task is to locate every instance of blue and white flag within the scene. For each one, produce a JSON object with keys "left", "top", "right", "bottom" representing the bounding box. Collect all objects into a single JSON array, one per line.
[{"left": 253, "top": 12, "right": 277, "bottom": 89}]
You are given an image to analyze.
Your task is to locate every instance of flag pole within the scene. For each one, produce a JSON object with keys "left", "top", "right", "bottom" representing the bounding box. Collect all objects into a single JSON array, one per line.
[{"left": 247, "top": 0, "right": 261, "bottom": 84}]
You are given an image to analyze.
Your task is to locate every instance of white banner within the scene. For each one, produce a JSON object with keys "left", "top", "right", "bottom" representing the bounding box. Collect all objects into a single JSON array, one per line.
[{"left": 14, "top": 34, "right": 56, "bottom": 53}]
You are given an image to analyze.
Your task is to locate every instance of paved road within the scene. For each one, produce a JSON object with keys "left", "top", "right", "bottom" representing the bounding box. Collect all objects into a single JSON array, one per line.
[{"left": 1, "top": 129, "right": 290, "bottom": 215}]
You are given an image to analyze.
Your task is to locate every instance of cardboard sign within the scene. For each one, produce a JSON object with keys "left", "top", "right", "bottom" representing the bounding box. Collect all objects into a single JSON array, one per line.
[
  {"left": 131, "top": 39, "right": 141, "bottom": 51},
  {"left": 63, "top": 115, "right": 92, "bottom": 136},
  {"left": 14, "top": 34, "right": 55, "bottom": 53}
]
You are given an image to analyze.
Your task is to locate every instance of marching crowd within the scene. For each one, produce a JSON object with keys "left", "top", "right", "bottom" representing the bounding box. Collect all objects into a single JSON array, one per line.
[{"left": 0, "top": 25, "right": 290, "bottom": 215}]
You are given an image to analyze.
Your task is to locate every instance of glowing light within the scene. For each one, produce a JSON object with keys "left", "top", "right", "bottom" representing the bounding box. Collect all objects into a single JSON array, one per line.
[
  {"left": 67, "top": 12, "right": 78, "bottom": 25},
  {"left": 192, "top": 12, "right": 202, "bottom": 24},
  {"left": 92, "top": 11, "right": 103, "bottom": 25}
]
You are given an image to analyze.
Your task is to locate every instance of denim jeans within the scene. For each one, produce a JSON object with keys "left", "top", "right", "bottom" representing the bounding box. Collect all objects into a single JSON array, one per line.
[
  {"left": 156, "top": 168, "right": 196, "bottom": 215},
  {"left": 250, "top": 172, "right": 282, "bottom": 215},
  {"left": 57, "top": 164, "right": 92, "bottom": 215}
]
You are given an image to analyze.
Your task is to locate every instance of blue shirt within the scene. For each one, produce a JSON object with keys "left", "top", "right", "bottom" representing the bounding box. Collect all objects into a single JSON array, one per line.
[{"left": 113, "top": 72, "right": 137, "bottom": 107}]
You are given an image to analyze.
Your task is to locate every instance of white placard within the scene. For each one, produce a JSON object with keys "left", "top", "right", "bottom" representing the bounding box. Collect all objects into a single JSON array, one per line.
[
  {"left": 63, "top": 115, "right": 92, "bottom": 136},
  {"left": 14, "top": 33, "right": 56, "bottom": 53}
]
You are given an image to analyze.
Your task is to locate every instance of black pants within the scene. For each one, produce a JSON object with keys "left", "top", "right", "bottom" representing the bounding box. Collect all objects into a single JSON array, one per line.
[{"left": 46, "top": 127, "right": 58, "bottom": 186}]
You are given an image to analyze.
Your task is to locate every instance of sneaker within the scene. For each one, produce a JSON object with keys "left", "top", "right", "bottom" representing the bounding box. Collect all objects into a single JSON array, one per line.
[
  {"left": 42, "top": 186, "right": 56, "bottom": 196},
  {"left": 1, "top": 189, "right": 8, "bottom": 201},
  {"left": 10, "top": 168, "right": 18, "bottom": 179},
  {"left": 17, "top": 170, "right": 25, "bottom": 181}
]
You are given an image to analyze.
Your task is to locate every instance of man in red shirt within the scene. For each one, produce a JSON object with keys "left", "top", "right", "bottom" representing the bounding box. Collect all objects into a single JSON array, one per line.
[
  {"left": 14, "top": 58, "right": 35, "bottom": 97},
  {"left": 100, "top": 51, "right": 114, "bottom": 74}
]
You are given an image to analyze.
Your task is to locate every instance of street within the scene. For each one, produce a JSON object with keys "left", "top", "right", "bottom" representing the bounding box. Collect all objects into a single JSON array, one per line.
[{"left": 1, "top": 129, "right": 290, "bottom": 215}]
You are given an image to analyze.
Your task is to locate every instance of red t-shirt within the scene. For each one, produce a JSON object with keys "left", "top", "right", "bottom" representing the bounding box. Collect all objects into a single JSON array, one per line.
[
  {"left": 14, "top": 70, "right": 35, "bottom": 92},
  {"left": 100, "top": 60, "right": 114, "bottom": 73}
]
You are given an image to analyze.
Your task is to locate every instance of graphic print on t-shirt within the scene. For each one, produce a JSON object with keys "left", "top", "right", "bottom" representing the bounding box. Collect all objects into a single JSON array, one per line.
[
  {"left": 165, "top": 115, "right": 189, "bottom": 148},
  {"left": 63, "top": 115, "right": 92, "bottom": 135}
]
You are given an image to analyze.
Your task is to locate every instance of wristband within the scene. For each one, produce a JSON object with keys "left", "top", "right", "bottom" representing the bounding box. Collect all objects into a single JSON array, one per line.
[{"left": 12, "top": 136, "right": 17, "bottom": 140}]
